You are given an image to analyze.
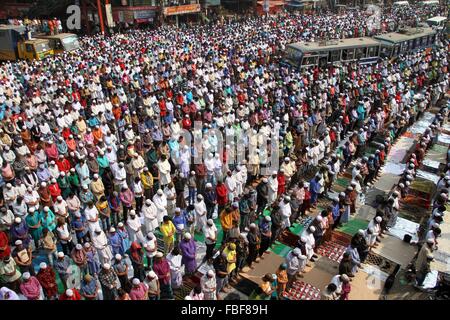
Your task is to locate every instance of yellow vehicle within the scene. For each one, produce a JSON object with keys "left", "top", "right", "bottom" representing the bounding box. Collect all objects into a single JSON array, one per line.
[
  {"left": 35, "top": 33, "right": 80, "bottom": 54},
  {"left": 0, "top": 25, "right": 53, "bottom": 61},
  {"left": 17, "top": 39, "right": 54, "bottom": 60}
]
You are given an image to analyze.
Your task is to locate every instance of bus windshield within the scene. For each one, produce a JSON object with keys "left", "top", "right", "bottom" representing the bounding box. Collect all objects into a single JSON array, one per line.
[
  {"left": 34, "top": 42, "right": 51, "bottom": 53},
  {"left": 61, "top": 36, "right": 80, "bottom": 51},
  {"left": 284, "top": 47, "right": 302, "bottom": 67}
]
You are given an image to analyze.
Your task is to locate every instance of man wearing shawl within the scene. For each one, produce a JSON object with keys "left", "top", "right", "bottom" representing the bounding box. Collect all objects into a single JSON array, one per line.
[
  {"left": 179, "top": 232, "right": 197, "bottom": 275},
  {"left": 153, "top": 252, "right": 173, "bottom": 300},
  {"left": 36, "top": 262, "right": 58, "bottom": 299}
]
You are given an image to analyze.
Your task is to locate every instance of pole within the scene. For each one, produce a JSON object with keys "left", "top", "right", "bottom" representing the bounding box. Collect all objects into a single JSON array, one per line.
[{"left": 97, "top": 0, "right": 105, "bottom": 34}]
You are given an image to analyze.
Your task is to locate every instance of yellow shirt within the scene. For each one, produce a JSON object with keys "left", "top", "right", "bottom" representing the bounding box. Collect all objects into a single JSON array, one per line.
[
  {"left": 223, "top": 247, "right": 236, "bottom": 274},
  {"left": 160, "top": 221, "right": 175, "bottom": 242},
  {"left": 140, "top": 172, "right": 154, "bottom": 189}
]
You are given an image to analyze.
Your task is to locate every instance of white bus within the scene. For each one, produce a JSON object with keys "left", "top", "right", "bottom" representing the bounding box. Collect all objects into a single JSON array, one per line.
[
  {"left": 392, "top": 1, "right": 410, "bottom": 8},
  {"left": 283, "top": 37, "right": 381, "bottom": 68}
]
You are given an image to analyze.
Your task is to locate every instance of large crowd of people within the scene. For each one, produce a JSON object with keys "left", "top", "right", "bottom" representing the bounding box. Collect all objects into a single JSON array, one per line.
[{"left": 0, "top": 8, "right": 449, "bottom": 300}]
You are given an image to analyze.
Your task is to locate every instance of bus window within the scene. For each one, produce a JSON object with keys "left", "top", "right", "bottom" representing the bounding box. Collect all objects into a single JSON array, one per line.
[
  {"left": 355, "top": 47, "right": 367, "bottom": 59},
  {"left": 55, "top": 40, "right": 63, "bottom": 50},
  {"left": 302, "top": 56, "right": 318, "bottom": 66},
  {"left": 328, "top": 50, "right": 341, "bottom": 63},
  {"left": 342, "top": 49, "right": 352, "bottom": 60},
  {"left": 25, "top": 44, "right": 34, "bottom": 52},
  {"left": 367, "top": 46, "right": 379, "bottom": 57},
  {"left": 380, "top": 46, "right": 391, "bottom": 58}
]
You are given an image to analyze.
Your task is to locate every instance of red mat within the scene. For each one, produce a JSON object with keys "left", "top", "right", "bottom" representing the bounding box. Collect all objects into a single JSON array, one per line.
[
  {"left": 316, "top": 240, "right": 346, "bottom": 263},
  {"left": 283, "top": 281, "right": 321, "bottom": 300}
]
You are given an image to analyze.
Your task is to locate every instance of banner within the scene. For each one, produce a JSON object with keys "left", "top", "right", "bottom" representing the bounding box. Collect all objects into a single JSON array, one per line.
[
  {"left": 105, "top": 4, "right": 115, "bottom": 28},
  {"left": 163, "top": 4, "right": 201, "bottom": 16}
]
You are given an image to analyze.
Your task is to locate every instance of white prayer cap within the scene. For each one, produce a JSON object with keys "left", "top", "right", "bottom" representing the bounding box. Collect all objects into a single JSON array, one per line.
[
  {"left": 316, "top": 215, "right": 323, "bottom": 222},
  {"left": 284, "top": 196, "right": 291, "bottom": 201},
  {"left": 205, "top": 183, "right": 212, "bottom": 188},
  {"left": 207, "top": 270, "right": 215, "bottom": 277},
  {"left": 82, "top": 185, "right": 88, "bottom": 190},
  {"left": 399, "top": 183, "right": 405, "bottom": 188},
  {"left": 145, "top": 199, "right": 152, "bottom": 205},
  {"left": 249, "top": 223, "right": 257, "bottom": 229},
  {"left": 191, "top": 171, "right": 196, "bottom": 175},
  {"left": 272, "top": 170, "right": 278, "bottom": 175},
  {"left": 157, "top": 189, "right": 163, "bottom": 195},
  {"left": 110, "top": 227, "right": 116, "bottom": 233},
  {"left": 184, "top": 232, "right": 192, "bottom": 240},
  {"left": 40, "top": 262, "right": 47, "bottom": 269},
  {"left": 57, "top": 252, "right": 65, "bottom": 258},
  {"left": 375, "top": 216, "right": 382, "bottom": 223},
  {"left": 207, "top": 219, "right": 214, "bottom": 225},
  {"left": 132, "top": 278, "right": 140, "bottom": 285},
  {"left": 75, "top": 244, "right": 82, "bottom": 250},
  {"left": 197, "top": 194, "right": 203, "bottom": 200},
  {"left": 14, "top": 217, "right": 21, "bottom": 224},
  {"left": 74, "top": 212, "right": 81, "bottom": 218},
  {"left": 115, "top": 254, "right": 122, "bottom": 260},
  {"left": 93, "top": 174, "right": 99, "bottom": 179},
  {"left": 262, "top": 178, "right": 268, "bottom": 183},
  {"left": 293, "top": 248, "right": 301, "bottom": 256},
  {"left": 300, "top": 236, "right": 307, "bottom": 243},
  {"left": 22, "top": 272, "right": 31, "bottom": 280},
  {"left": 6, "top": 183, "right": 12, "bottom": 188},
  {"left": 341, "top": 274, "right": 350, "bottom": 282},
  {"left": 147, "top": 232, "right": 155, "bottom": 239},
  {"left": 148, "top": 271, "right": 157, "bottom": 278},
  {"left": 129, "top": 210, "right": 136, "bottom": 216},
  {"left": 103, "top": 263, "right": 111, "bottom": 269},
  {"left": 265, "top": 216, "right": 271, "bottom": 222},
  {"left": 118, "top": 222, "right": 124, "bottom": 227},
  {"left": 427, "top": 238, "right": 435, "bottom": 245},
  {"left": 57, "top": 196, "right": 63, "bottom": 201},
  {"left": 358, "top": 229, "right": 365, "bottom": 235},
  {"left": 304, "top": 183, "right": 309, "bottom": 188},
  {"left": 185, "top": 296, "right": 193, "bottom": 300},
  {"left": 66, "top": 289, "right": 74, "bottom": 297},
  {"left": 155, "top": 252, "right": 164, "bottom": 258},
  {"left": 15, "top": 240, "right": 22, "bottom": 246},
  {"left": 309, "top": 226, "right": 316, "bottom": 232}
]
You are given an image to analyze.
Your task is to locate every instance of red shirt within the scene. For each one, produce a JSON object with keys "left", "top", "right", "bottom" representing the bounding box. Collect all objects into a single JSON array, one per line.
[
  {"left": 216, "top": 183, "right": 228, "bottom": 206},
  {"left": 59, "top": 288, "right": 81, "bottom": 300}
]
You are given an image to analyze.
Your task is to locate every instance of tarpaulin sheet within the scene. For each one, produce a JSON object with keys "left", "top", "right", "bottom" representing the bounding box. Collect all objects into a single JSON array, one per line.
[
  {"left": 416, "top": 170, "right": 440, "bottom": 185},
  {"left": 387, "top": 137, "right": 416, "bottom": 163},
  {"left": 381, "top": 162, "right": 405, "bottom": 175},
  {"left": 388, "top": 217, "right": 419, "bottom": 242}
]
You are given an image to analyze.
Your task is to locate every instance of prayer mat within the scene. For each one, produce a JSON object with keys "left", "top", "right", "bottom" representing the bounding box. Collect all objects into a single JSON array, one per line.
[
  {"left": 427, "top": 144, "right": 448, "bottom": 164},
  {"left": 400, "top": 194, "right": 431, "bottom": 210},
  {"left": 282, "top": 281, "right": 321, "bottom": 300},
  {"left": 336, "top": 218, "right": 369, "bottom": 237},
  {"left": 278, "top": 229, "right": 300, "bottom": 248},
  {"left": 289, "top": 222, "right": 304, "bottom": 235},
  {"left": 330, "top": 230, "right": 352, "bottom": 246},
  {"left": 174, "top": 275, "right": 198, "bottom": 300},
  {"left": 437, "top": 133, "right": 450, "bottom": 146},
  {"left": 233, "top": 277, "right": 260, "bottom": 296},
  {"left": 316, "top": 240, "right": 346, "bottom": 263},
  {"left": 422, "top": 158, "right": 442, "bottom": 174},
  {"left": 269, "top": 240, "right": 293, "bottom": 258},
  {"left": 398, "top": 203, "right": 429, "bottom": 224}
]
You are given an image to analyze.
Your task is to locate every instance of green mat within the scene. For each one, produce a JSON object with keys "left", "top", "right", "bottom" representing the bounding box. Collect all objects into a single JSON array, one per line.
[
  {"left": 269, "top": 240, "right": 293, "bottom": 258},
  {"left": 336, "top": 218, "right": 369, "bottom": 236},
  {"left": 289, "top": 222, "right": 304, "bottom": 235}
]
